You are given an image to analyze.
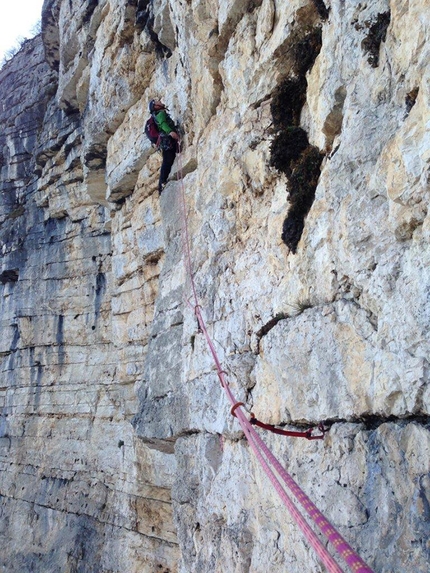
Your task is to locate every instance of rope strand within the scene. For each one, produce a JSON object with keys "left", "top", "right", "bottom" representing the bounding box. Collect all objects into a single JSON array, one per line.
[{"left": 174, "top": 145, "right": 374, "bottom": 573}]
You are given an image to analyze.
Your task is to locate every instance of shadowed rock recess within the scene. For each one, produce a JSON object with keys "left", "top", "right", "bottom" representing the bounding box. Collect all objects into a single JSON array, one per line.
[{"left": 1, "top": 2, "right": 429, "bottom": 573}]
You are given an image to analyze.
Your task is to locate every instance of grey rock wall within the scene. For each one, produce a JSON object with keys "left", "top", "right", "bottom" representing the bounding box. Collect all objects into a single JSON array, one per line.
[
  {"left": 0, "top": 32, "right": 177, "bottom": 573},
  {"left": 1, "top": 1, "right": 429, "bottom": 572}
]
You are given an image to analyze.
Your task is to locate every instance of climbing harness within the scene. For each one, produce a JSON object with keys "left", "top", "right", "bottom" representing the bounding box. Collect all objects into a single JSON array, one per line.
[{"left": 174, "top": 143, "right": 375, "bottom": 573}]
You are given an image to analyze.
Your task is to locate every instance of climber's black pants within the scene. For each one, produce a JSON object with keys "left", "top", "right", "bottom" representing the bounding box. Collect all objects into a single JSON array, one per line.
[{"left": 159, "top": 147, "right": 177, "bottom": 193}]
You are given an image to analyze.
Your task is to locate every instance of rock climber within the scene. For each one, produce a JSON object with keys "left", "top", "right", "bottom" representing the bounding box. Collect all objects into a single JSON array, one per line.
[{"left": 149, "top": 99, "right": 180, "bottom": 195}]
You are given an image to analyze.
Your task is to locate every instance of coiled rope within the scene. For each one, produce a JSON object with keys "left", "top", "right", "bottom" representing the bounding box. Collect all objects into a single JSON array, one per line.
[{"left": 173, "top": 144, "right": 374, "bottom": 573}]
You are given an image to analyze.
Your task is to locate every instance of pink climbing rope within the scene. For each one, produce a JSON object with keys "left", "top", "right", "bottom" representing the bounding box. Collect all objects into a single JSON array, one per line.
[
  {"left": 174, "top": 144, "right": 374, "bottom": 573},
  {"left": 236, "top": 408, "right": 374, "bottom": 573}
]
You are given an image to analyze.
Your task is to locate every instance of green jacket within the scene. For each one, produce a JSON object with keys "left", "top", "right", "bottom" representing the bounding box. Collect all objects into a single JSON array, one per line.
[{"left": 154, "top": 109, "right": 176, "bottom": 135}]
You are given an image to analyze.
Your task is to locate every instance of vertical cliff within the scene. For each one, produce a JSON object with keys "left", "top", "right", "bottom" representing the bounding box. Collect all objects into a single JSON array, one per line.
[
  {"left": 1, "top": 1, "right": 429, "bottom": 572},
  {"left": 0, "top": 25, "right": 177, "bottom": 573}
]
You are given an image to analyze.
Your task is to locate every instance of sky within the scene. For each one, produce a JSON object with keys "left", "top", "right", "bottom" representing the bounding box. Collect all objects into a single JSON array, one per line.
[{"left": 0, "top": 0, "right": 45, "bottom": 62}]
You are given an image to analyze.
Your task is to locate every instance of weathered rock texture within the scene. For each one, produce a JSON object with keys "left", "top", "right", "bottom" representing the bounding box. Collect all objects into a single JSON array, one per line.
[{"left": 1, "top": 1, "right": 429, "bottom": 572}]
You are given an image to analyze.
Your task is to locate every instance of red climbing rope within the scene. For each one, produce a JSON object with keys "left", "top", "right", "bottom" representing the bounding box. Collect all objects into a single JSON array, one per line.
[
  {"left": 230, "top": 403, "right": 327, "bottom": 440},
  {"left": 249, "top": 415, "right": 328, "bottom": 440},
  {"left": 174, "top": 144, "right": 374, "bottom": 573}
]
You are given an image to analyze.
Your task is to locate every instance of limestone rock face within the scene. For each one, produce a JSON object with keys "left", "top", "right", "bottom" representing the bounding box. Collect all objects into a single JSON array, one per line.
[
  {"left": 1, "top": 1, "right": 429, "bottom": 572},
  {"left": 0, "top": 34, "right": 177, "bottom": 573}
]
